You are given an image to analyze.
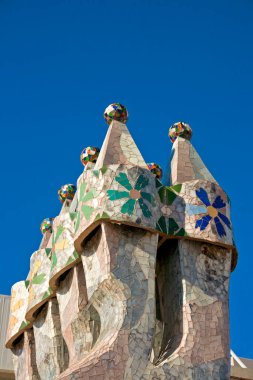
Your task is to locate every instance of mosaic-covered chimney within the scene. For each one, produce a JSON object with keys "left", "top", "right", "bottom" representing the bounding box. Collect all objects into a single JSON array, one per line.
[{"left": 5, "top": 103, "right": 237, "bottom": 380}]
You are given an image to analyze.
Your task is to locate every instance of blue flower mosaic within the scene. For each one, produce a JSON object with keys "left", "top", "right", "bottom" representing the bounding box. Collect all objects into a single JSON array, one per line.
[{"left": 193, "top": 188, "right": 231, "bottom": 237}]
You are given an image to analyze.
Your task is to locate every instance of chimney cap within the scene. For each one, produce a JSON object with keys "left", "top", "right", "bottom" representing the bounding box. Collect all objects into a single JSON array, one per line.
[
  {"left": 169, "top": 121, "right": 192, "bottom": 143},
  {"left": 104, "top": 103, "right": 128, "bottom": 125}
]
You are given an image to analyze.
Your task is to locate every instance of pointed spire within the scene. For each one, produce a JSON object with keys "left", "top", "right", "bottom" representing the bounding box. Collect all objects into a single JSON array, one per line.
[
  {"left": 165, "top": 122, "right": 218, "bottom": 185},
  {"left": 39, "top": 218, "right": 53, "bottom": 249},
  {"left": 95, "top": 105, "right": 146, "bottom": 168}
]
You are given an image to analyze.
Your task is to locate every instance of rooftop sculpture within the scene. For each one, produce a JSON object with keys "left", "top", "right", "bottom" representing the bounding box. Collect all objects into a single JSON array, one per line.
[{"left": 6, "top": 104, "right": 237, "bottom": 380}]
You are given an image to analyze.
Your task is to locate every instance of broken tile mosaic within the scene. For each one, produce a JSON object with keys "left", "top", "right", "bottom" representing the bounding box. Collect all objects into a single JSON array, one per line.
[
  {"left": 6, "top": 106, "right": 237, "bottom": 380},
  {"left": 104, "top": 102, "right": 128, "bottom": 125},
  {"left": 169, "top": 121, "right": 192, "bottom": 143},
  {"left": 80, "top": 146, "right": 100, "bottom": 167},
  {"left": 58, "top": 184, "right": 77, "bottom": 204},
  {"left": 40, "top": 218, "right": 54, "bottom": 234},
  {"left": 147, "top": 162, "right": 163, "bottom": 179}
]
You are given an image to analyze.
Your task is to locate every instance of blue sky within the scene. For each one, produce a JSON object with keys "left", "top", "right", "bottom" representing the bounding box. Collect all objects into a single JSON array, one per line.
[{"left": 0, "top": 0, "right": 252, "bottom": 359}]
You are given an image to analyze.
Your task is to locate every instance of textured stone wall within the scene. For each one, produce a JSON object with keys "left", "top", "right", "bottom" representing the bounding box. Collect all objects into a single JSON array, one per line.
[
  {"left": 11, "top": 329, "right": 39, "bottom": 380},
  {"left": 120, "top": 239, "right": 231, "bottom": 379},
  {"left": 10, "top": 224, "right": 232, "bottom": 380},
  {"left": 154, "top": 240, "right": 183, "bottom": 363},
  {"left": 45, "top": 224, "right": 231, "bottom": 379},
  {"left": 56, "top": 222, "right": 158, "bottom": 379},
  {"left": 32, "top": 298, "right": 69, "bottom": 379},
  {"left": 56, "top": 262, "right": 93, "bottom": 365}
]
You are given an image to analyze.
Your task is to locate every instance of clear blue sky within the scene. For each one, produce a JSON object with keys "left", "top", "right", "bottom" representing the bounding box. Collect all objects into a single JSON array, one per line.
[{"left": 0, "top": 0, "right": 252, "bottom": 359}]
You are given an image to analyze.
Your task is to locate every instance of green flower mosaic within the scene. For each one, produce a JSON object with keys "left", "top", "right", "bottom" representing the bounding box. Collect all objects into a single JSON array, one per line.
[
  {"left": 158, "top": 184, "right": 182, "bottom": 205},
  {"left": 107, "top": 173, "right": 154, "bottom": 217},
  {"left": 156, "top": 182, "right": 186, "bottom": 236},
  {"left": 156, "top": 216, "right": 187, "bottom": 236}
]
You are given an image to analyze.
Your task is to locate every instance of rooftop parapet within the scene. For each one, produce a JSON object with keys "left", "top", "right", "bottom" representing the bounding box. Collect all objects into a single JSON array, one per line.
[
  {"left": 74, "top": 115, "right": 236, "bottom": 260},
  {"left": 6, "top": 103, "right": 237, "bottom": 349}
]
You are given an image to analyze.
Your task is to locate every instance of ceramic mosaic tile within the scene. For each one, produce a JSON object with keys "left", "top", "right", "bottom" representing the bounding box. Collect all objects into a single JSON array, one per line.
[
  {"left": 58, "top": 184, "right": 77, "bottom": 204},
  {"left": 6, "top": 108, "right": 238, "bottom": 380},
  {"left": 40, "top": 218, "right": 54, "bottom": 234},
  {"left": 25, "top": 249, "right": 52, "bottom": 320},
  {"left": 49, "top": 212, "right": 79, "bottom": 287},
  {"left": 80, "top": 146, "right": 100, "bottom": 167},
  {"left": 6, "top": 281, "right": 31, "bottom": 348},
  {"left": 169, "top": 121, "right": 192, "bottom": 143},
  {"left": 104, "top": 103, "right": 128, "bottom": 125},
  {"left": 147, "top": 162, "right": 163, "bottom": 179},
  {"left": 74, "top": 166, "right": 235, "bottom": 255}
]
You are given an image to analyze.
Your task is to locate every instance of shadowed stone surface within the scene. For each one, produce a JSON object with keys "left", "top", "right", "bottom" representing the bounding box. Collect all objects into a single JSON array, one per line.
[
  {"left": 33, "top": 299, "right": 69, "bottom": 379},
  {"left": 11, "top": 329, "right": 39, "bottom": 380}
]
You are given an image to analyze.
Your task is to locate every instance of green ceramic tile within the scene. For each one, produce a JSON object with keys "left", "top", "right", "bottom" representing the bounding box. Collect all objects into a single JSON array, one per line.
[
  {"left": 168, "top": 218, "right": 179, "bottom": 235},
  {"left": 156, "top": 216, "right": 168, "bottom": 234},
  {"left": 81, "top": 204, "right": 94, "bottom": 220},
  {"left": 79, "top": 181, "right": 87, "bottom": 200},
  {"left": 121, "top": 199, "right": 135, "bottom": 215},
  {"left": 54, "top": 225, "right": 64, "bottom": 244},
  {"left": 115, "top": 172, "right": 132, "bottom": 191},
  {"left": 32, "top": 273, "right": 46, "bottom": 285},
  {"left": 141, "top": 191, "right": 154, "bottom": 205},
  {"left": 176, "top": 228, "right": 187, "bottom": 236},
  {"left": 92, "top": 170, "right": 99, "bottom": 178},
  {"left": 82, "top": 189, "right": 97, "bottom": 203},
  {"left": 107, "top": 190, "right": 129, "bottom": 200},
  {"left": 45, "top": 248, "right": 52, "bottom": 258},
  {"left": 19, "top": 320, "right": 29, "bottom": 331},
  {"left": 51, "top": 252, "right": 57, "bottom": 270},
  {"left": 135, "top": 175, "right": 149, "bottom": 191},
  {"left": 170, "top": 184, "right": 182, "bottom": 194},
  {"left": 65, "top": 255, "right": 75, "bottom": 266},
  {"left": 138, "top": 198, "right": 152, "bottom": 218},
  {"left": 100, "top": 165, "right": 108, "bottom": 174},
  {"left": 69, "top": 212, "right": 77, "bottom": 221},
  {"left": 155, "top": 178, "right": 163, "bottom": 189},
  {"left": 75, "top": 211, "right": 80, "bottom": 232}
]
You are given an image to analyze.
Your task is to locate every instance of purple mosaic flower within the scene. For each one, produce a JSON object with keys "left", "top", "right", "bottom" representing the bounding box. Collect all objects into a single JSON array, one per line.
[{"left": 195, "top": 187, "right": 231, "bottom": 237}]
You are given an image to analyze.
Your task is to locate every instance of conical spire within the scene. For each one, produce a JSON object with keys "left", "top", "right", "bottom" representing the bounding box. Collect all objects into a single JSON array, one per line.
[
  {"left": 95, "top": 119, "right": 147, "bottom": 168},
  {"left": 165, "top": 122, "right": 218, "bottom": 185}
]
